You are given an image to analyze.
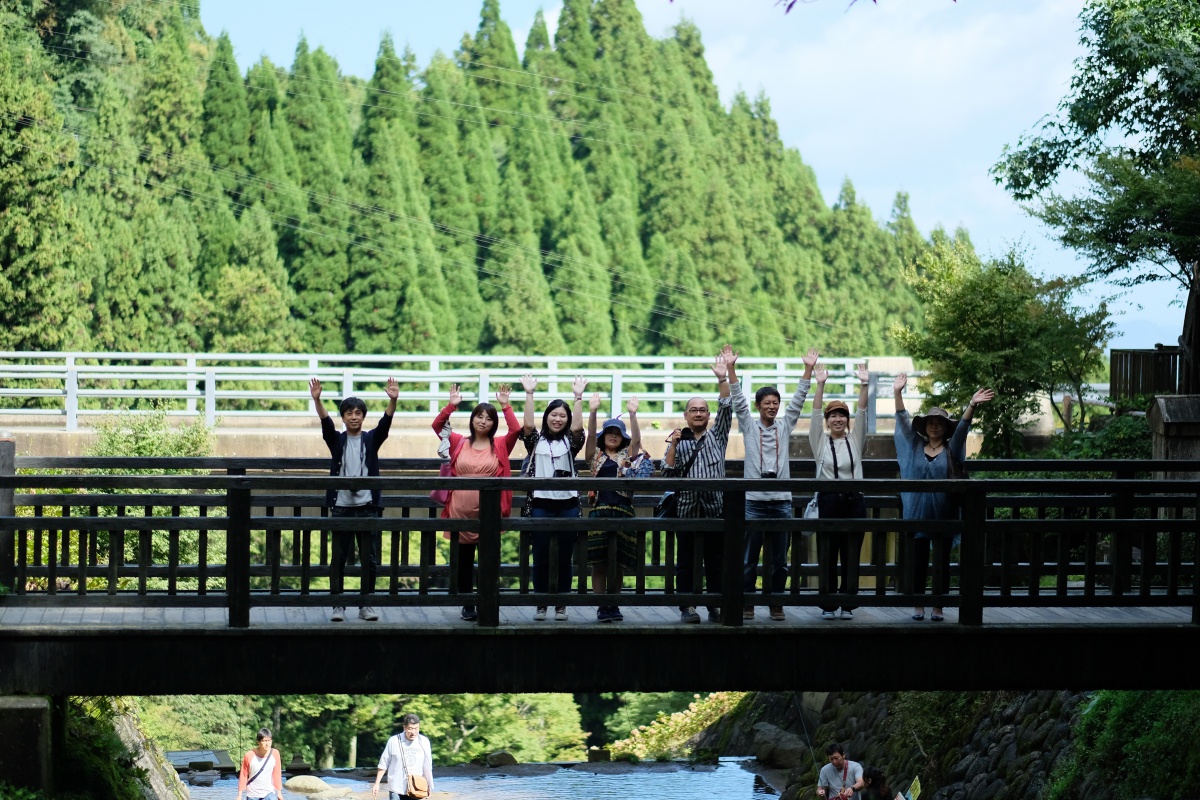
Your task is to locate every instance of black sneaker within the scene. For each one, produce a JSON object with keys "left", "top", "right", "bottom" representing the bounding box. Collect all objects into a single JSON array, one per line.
[
  {"left": 597, "top": 606, "right": 613, "bottom": 623},
  {"left": 609, "top": 606, "right": 623, "bottom": 622},
  {"left": 460, "top": 606, "right": 478, "bottom": 622},
  {"left": 706, "top": 607, "right": 721, "bottom": 623}
]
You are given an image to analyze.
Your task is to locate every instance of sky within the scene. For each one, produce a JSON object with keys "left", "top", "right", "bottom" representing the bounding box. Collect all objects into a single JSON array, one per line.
[{"left": 198, "top": 0, "right": 1183, "bottom": 353}]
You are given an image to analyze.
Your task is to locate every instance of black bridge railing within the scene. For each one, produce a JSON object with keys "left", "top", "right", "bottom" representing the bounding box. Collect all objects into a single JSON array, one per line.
[{"left": 1, "top": 456, "right": 1197, "bottom": 628}]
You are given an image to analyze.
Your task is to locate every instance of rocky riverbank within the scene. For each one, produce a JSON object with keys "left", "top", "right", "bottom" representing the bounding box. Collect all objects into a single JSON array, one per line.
[{"left": 690, "top": 690, "right": 1094, "bottom": 800}]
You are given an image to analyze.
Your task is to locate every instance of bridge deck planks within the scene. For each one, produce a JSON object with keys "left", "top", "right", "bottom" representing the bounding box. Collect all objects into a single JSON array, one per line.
[{"left": 0, "top": 603, "right": 1188, "bottom": 628}]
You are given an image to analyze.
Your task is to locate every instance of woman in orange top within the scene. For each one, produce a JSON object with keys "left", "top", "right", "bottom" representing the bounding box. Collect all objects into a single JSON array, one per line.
[
  {"left": 236, "top": 728, "right": 283, "bottom": 800},
  {"left": 432, "top": 383, "right": 520, "bottom": 622}
]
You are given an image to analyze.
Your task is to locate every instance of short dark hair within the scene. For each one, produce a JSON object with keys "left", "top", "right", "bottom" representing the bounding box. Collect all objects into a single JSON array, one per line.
[
  {"left": 339, "top": 396, "right": 367, "bottom": 417},
  {"left": 401, "top": 713, "right": 421, "bottom": 727},
  {"left": 540, "top": 399, "right": 573, "bottom": 441},
  {"left": 256, "top": 727, "right": 272, "bottom": 742},
  {"left": 826, "top": 743, "right": 845, "bottom": 756},
  {"left": 755, "top": 386, "right": 781, "bottom": 406},
  {"left": 469, "top": 402, "right": 499, "bottom": 446}
]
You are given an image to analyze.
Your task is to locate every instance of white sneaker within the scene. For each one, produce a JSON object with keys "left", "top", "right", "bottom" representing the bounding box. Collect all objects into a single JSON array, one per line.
[
  {"left": 359, "top": 606, "right": 379, "bottom": 621},
  {"left": 554, "top": 606, "right": 568, "bottom": 621},
  {"left": 841, "top": 609, "right": 854, "bottom": 620},
  {"left": 330, "top": 607, "right": 345, "bottom": 622},
  {"left": 533, "top": 607, "right": 548, "bottom": 621},
  {"left": 820, "top": 611, "right": 836, "bottom": 621}
]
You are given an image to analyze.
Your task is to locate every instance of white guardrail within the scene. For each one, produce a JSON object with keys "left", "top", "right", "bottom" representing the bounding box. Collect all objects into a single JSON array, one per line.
[{"left": 0, "top": 351, "right": 924, "bottom": 431}]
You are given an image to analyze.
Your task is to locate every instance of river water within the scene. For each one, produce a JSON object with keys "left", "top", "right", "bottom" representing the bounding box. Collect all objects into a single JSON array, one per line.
[{"left": 184, "top": 758, "right": 784, "bottom": 799}]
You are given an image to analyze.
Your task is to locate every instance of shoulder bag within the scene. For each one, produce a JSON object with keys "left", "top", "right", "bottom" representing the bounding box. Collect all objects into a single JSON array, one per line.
[
  {"left": 654, "top": 437, "right": 704, "bottom": 518},
  {"left": 406, "top": 773, "right": 430, "bottom": 799},
  {"left": 802, "top": 441, "right": 827, "bottom": 521}
]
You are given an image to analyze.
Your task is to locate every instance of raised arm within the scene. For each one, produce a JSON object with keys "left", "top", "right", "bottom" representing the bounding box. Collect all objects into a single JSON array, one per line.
[
  {"left": 432, "top": 383, "right": 462, "bottom": 433},
  {"left": 725, "top": 344, "right": 752, "bottom": 427},
  {"left": 962, "top": 387, "right": 994, "bottom": 424},
  {"left": 585, "top": 392, "right": 601, "bottom": 462},
  {"left": 855, "top": 363, "right": 869, "bottom": 415},
  {"left": 953, "top": 387, "right": 995, "bottom": 459},
  {"left": 893, "top": 372, "right": 908, "bottom": 414},
  {"left": 383, "top": 376, "right": 399, "bottom": 416},
  {"left": 710, "top": 352, "right": 731, "bottom": 400},
  {"left": 520, "top": 373, "right": 537, "bottom": 435},
  {"left": 852, "top": 363, "right": 870, "bottom": 452},
  {"left": 571, "top": 376, "right": 587, "bottom": 432},
  {"left": 310, "top": 378, "right": 329, "bottom": 420},
  {"left": 783, "top": 348, "right": 819, "bottom": 430},
  {"left": 627, "top": 396, "right": 641, "bottom": 456},
  {"left": 809, "top": 364, "right": 828, "bottom": 453}
]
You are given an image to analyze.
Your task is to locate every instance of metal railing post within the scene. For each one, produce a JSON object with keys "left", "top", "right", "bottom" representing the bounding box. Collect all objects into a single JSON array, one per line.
[
  {"left": 226, "top": 468, "right": 252, "bottom": 628},
  {"left": 720, "top": 489, "right": 746, "bottom": 626},
  {"left": 664, "top": 360, "right": 675, "bottom": 416},
  {"left": 429, "top": 358, "right": 440, "bottom": 414},
  {"left": 479, "top": 371, "right": 490, "bottom": 407},
  {"left": 611, "top": 373, "right": 623, "bottom": 419},
  {"left": 186, "top": 355, "right": 197, "bottom": 416},
  {"left": 342, "top": 370, "right": 354, "bottom": 402},
  {"left": 959, "top": 483, "right": 986, "bottom": 625},
  {"left": 205, "top": 369, "right": 217, "bottom": 428},
  {"left": 0, "top": 432, "right": 15, "bottom": 591},
  {"left": 477, "top": 489, "right": 502, "bottom": 627},
  {"left": 65, "top": 368, "right": 78, "bottom": 432},
  {"left": 866, "top": 373, "right": 878, "bottom": 434}
]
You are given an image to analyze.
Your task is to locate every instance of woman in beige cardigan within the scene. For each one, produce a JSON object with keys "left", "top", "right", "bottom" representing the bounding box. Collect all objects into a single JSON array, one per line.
[{"left": 809, "top": 363, "right": 869, "bottom": 620}]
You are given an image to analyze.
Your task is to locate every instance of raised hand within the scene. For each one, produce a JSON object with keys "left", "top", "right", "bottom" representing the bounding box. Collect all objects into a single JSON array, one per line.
[
  {"left": 971, "top": 387, "right": 995, "bottom": 406},
  {"left": 626, "top": 396, "right": 639, "bottom": 414},
  {"left": 893, "top": 372, "right": 908, "bottom": 393},
  {"left": 589, "top": 392, "right": 602, "bottom": 413},
  {"left": 720, "top": 343, "right": 739, "bottom": 366},
  {"left": 495, "top": 383, "right": 512, "bottom": 407},
  {"left": 448, "top": 383, "right": 463, "bottom": 406},
  {"left": 385, "top": 377, "right": 399, "bottom": 401},
  {"left": 309, "top": 378, "right": 322, "bottom": 400},
  {"left": 710, "top": 354, "right": 729, "bottom": 381},
  {"left": 519, "top": 373, "right": 538, "bottom": 394},
  {"left": 571, "top": 375, "right": 587, "bottom": 399},
  {"left": 855, "top": 363, "right": 869, "bottom": 384},
  {"left": 814, "top": 365, "right": 829, "bottom": 384},
  {"left": 802, "top": 348, "right": 819, "bottom": 369}
]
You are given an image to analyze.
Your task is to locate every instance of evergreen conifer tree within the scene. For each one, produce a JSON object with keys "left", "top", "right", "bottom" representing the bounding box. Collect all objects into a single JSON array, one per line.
[{"left": 202, "top": 32, "right": 251, "bottom": 198}]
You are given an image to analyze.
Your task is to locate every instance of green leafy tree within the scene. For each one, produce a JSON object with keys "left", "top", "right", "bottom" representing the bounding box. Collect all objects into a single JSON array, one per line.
[
  {"left": 993, "top": 0, "right": 1200, "bottom": 389},
  {"left": 891, "top": 241, "right": 1112, "bottom": 456},
  {"left": 202, "top": 32, "right": 251, "bottom": 198},
  {"left": 0, "top": 14, "right": 93, "bottom": 351}
]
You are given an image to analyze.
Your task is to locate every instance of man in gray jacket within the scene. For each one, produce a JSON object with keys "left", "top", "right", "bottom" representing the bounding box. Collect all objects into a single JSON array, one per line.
[{"left": 725, "top": 345, "right": 816, "bottom": 620}]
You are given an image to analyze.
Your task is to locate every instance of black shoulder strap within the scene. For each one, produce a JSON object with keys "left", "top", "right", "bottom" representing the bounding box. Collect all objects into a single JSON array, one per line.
[
  {"left": 676, "top": 436, "right": 705, "bottom": 478},
  {"left": 247, "top": 751, "right": 273, "bottom": 786}
]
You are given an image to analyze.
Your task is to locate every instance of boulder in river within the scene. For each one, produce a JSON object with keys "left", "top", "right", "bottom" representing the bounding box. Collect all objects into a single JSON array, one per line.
[
  {"left": 752, "top": 722, "right": 809, "bottom": 769},
  {"left": 486, "top": 751, "right": 518, "bottom": 767},
  {"left": 285, "top": 774, "right": 333, "bottom": 793}
]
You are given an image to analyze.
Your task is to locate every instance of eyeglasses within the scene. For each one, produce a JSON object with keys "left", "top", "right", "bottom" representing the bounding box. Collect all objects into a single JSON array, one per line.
[{"left": 686, "top": 407, "right": 709, "bottom": 414}]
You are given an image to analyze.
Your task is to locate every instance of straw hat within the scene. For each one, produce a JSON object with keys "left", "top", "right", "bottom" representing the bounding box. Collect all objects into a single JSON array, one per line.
[{"left": 912, "top": 407, "right": 960, "bottom": 439}]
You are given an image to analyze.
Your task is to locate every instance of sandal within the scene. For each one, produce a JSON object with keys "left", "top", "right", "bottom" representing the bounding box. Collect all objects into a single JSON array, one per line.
[{"left": 911, "top": 613, "right": 925, "bottom": 621}]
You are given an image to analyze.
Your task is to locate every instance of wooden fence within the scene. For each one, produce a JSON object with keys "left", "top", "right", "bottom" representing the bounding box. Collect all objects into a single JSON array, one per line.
[{"left": 1, "top": 455, "right": 1197, "bottom": 628}]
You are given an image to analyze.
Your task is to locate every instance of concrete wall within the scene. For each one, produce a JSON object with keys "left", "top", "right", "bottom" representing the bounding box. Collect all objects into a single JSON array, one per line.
[{"left": 0, "top": 697, "right": 51, "bottom": 794}]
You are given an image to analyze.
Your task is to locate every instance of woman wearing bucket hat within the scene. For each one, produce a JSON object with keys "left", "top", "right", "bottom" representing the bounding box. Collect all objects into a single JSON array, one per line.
[
  {"left": 809, "top": 362, "right": 871, "bottom": 620},
  {"left": 585, "top": 393, "right": 642, "bottom": 622},
  {"left": 893, "top": 373, "right": 994, "bottom": 621}
]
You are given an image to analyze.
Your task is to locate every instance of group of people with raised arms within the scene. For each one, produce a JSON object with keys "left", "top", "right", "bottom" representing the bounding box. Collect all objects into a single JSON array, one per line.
[{"left": 310, "top": 346, "right": 993, "bottom": 624}]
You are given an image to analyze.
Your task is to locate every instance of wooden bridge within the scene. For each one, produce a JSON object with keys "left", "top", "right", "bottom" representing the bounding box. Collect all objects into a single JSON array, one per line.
[{"left": 2, "top": 453, "right": 1197, "bottom": 695}]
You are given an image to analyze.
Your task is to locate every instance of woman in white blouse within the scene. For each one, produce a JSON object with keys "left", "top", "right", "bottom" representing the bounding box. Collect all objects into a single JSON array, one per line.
[{"left": 808, "top": 364, "right": 870, "bottom": 621}]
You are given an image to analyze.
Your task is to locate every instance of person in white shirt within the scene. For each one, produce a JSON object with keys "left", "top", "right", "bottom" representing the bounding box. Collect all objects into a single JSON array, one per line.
[{"left": 372, "top": 714, "right": 434, "bottom": 799}]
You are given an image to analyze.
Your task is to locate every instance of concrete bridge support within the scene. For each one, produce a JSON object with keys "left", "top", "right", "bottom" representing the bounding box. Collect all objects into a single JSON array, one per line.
[{"left": 0, "top": 696, "right": 52, "bottom": 795}]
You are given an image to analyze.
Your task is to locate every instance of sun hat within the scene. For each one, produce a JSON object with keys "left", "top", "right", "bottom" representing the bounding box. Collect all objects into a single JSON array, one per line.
[
  {"left": 823, "top": 400, "right": 850, "bottom": 418},
  {"left": 912, "top": 407, "right": 960, "bottom": 439},
  {"left": 597, "top": 418, "right": 631, "bottom": 450}
]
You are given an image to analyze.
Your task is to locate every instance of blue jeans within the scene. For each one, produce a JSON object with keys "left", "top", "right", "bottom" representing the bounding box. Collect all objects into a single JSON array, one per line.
[
  {"left": 530, "top": 503, "right": 580, "bottom": 596},
  {"left": 743, "top": 499, "right": 792, "bottom": 597}
]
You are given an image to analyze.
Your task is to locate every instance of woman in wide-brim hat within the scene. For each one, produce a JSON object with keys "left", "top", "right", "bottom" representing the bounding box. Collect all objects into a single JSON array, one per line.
[
  {"left": 584, "top": 394, "right": 642, "bottom": 623},
  {"left": 893, "top": 373, "right": 994, "bottom": 622},
  {"left": 808, "top": 363, "right": 871, "bottom": 621}
]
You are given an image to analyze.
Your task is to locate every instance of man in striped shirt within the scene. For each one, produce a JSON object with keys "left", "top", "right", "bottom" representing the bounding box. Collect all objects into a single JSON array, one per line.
[{"left": 663, "top": 352, "right": 733, "bottom": 623}]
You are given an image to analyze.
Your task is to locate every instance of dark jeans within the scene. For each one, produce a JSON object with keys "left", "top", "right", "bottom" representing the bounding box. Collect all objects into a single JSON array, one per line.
[
  {"left": 743, "top": 499, "right": 792, "bottom": 597},
  {"left": 817, "top": 491, "right": 866, "bottom": 612},
  {"left": 676, "top": 526, "right": 723, "bottom": 612},
  {"left": 912, "top": 534, "right": 952, "bottom": 598},
  {"left": 530, "top": 503, "right": 580, "bottom": 595},
  {"left": 330, "top": 504, "right": 379, "bottom": 597},
  {"left": 455, "top": 542, "right": 477, "bottom": 598}
]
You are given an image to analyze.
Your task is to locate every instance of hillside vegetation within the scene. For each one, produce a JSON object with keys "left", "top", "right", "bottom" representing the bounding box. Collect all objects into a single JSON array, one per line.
[{"left": 1, "top": 0, "right": 952, "bottom": 358}]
